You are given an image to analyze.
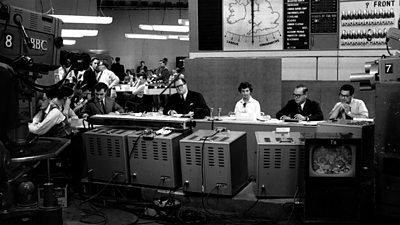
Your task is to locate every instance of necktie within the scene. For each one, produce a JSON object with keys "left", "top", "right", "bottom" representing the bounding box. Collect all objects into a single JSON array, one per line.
[
  {"left": 100, "top": 100, "right": 106, "bottom": 113},
  {"left": 181, "top": 95, "right": 185, "bottom": 102},
  {"left": 298, "top": 105, "right": 302, "bottom": 114},
  {"left": 97, "top": 71, "right": 103, "bottom": 81}
]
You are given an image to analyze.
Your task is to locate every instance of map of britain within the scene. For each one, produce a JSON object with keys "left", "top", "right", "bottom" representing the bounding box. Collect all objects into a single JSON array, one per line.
[{"left": 223, "top": 0, "right": 283, "bottom": 50}]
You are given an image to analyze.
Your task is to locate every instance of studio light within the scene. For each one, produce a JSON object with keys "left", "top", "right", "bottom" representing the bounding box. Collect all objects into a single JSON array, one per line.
[
  {"left": 49, "top": 15, "right": 113, "bottom": 24},
  {"left": 139, "top": 24, "right": 189, "bottom": 33},
  {"left": 125, "top": 34, "right": 168, "bottom": 40},
  {"left": 63, "top": 39, "right": 76, "bottom": 45},
  {"left": 61, "top": 29, "right": 98, "bottom": 38}
]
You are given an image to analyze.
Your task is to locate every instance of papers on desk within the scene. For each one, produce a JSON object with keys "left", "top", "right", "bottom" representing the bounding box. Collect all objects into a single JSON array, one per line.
[
  {"left": 298, "top": 120, "right": 324, "bottom": 126},
  {"left": 353, "top": 117, "right": 374, "bottom": 122}
]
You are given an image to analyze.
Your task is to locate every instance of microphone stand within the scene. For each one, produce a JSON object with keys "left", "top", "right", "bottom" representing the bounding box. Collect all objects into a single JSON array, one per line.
[{"left": 159, "top": 74, "right": 181, "bottom": 95}]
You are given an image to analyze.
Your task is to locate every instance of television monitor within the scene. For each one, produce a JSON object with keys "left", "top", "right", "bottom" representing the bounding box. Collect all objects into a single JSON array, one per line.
[
  {"left": 305, "top": 134, "right": 361, "bottom": 179},
  {"left": 309, "top": 143, "right": 356, "bottom": 177}
]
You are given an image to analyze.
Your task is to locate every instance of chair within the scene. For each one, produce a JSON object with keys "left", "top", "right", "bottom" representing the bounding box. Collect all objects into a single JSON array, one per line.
[{"left": 124, "top": 100, "right": 141, "bottom": 112}]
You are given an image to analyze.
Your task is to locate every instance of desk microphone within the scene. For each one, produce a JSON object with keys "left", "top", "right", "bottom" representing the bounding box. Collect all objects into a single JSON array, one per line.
[{"left": 207, "top": 107, "right": 214, "bottom": 121}]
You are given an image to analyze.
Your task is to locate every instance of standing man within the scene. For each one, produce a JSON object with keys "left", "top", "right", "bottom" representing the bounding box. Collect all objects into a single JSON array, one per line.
[
  {"left": 111, "top": 57, "right": 126, "bottom": 81},
  {"left": 82, "top": 82, "right": 124, "bottom": 118},
  {"left": 97, "top": 60, "right": 120, "bottom": 90},
  {"left": 154, "top": 59, "right": 170, "bottom": 84},
  {"left": 163, "top": 78, "right": 210, "bottom": 119},
  {"left": 276, "top": 84, "right": 323, "bottom": 121},
  {"left": 82, "top": 57, "right": 100, "bottom": 90},
  {"left": 329, "top": 84, "right": 368, "bottom": 120}
]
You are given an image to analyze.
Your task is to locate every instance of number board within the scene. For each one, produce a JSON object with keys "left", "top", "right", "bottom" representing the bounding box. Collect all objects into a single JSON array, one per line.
[
  {"left": 3, "top": 33, "right": 14, "bottom": 49},
  {"left": 385, "top": 63, "right": 393, "bottom": 74}
]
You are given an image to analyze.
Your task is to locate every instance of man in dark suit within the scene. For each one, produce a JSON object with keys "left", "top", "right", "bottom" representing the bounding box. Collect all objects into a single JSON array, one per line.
[
  {"left": 276, "top": 85, "right": 323, "bottom": 121},
  {"left": 82, "top": 82, "right": 124, "bottom": 118},
  {"left": 163, "top": 78, "right": 210, "bottom": 119},
  {"left": 111, "top": 57, "right": 125, "bottom": 81},
  {"left": 82, "top": 57, "right": 99, "bottom": 90}
]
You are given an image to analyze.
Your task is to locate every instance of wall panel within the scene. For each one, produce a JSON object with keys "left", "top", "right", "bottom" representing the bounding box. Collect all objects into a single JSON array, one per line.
[{"left": 185, "top": 58, "right": 282, "bottom": 117}]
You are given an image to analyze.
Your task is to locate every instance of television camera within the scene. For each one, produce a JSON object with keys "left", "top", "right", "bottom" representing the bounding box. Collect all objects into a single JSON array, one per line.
[
  {"left": 350, "top": 27, "right": 400, "bottom": 90},
  {"left": 350, "top": 27, "right": 400, "bottom": 222},
  {"left": 0, "top": 3, "right": 69, "bottom": 221}
]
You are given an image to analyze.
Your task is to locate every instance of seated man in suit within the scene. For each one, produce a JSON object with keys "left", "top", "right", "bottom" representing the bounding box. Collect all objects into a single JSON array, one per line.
[
  {"left": 328, "top": 84, "right": 368, "bottom": 120},
  {"left": 82, "top": 82, "right": 124, "bottom": 118},
  {"left": 276, "top": 84, "right": 323, "bottom": 121},
  {"left": 163, "top": 78, "right": 210, "bottom": 119}
]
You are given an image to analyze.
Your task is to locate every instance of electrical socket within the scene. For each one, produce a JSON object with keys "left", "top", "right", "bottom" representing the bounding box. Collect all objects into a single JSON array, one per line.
[{"left": 215, "top": 127, "right": 227, "bottom": 132}]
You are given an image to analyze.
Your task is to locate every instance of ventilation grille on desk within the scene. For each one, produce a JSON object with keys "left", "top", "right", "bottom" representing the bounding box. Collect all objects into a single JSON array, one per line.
[
  {"left": 207, "top": 146, "right": 225, "bottom": 168},
  {"left": 262, "top": 147, "right": 299, "bottom": 169},
  {"left": 131, "top": 139, "right": 169, "bottom": 161},
  {"left": 183, "top": 145, "right": 201, "bottom": 166},
  {"left": 87, "top": 136, "right": 123, "bottom": 158}
]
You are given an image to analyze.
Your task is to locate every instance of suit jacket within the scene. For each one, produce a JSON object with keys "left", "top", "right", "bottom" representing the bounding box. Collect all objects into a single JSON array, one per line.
[
  {"left": 82, "top": 96, "right": 124, "bottom": 117},
  {"left": 276, "top": 98, "right": 323, "bottom": 121},
  {"left": 82, "top": 67, "right": 97, "bottom": 90},
  {"left": 163, "top": 90, "right": 210, "bottom": 119}
]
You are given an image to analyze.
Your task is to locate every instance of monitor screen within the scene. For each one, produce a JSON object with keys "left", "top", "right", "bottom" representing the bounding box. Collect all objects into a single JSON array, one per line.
[{"left": 309, "top": 144, "right": 356, "bottom": 177}]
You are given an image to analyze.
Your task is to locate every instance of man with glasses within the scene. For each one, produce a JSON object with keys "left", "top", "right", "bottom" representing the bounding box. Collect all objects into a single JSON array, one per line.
[
  {"left": 163, "top": 78, "right": 210, "bottom": 119},
  {"left": 276, "top": 84, "right": 323, "bottom": 121},
  {"left": 329, "top": 84, "right": 368, "bottom": 120}
]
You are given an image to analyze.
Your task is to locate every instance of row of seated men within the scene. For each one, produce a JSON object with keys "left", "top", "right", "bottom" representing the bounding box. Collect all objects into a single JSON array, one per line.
[
  {"left": 26, "top": 77, "right": 368, "bottom": 190},
  {"left": 29, "top": 79, "right": 369, "bottom": 138}
]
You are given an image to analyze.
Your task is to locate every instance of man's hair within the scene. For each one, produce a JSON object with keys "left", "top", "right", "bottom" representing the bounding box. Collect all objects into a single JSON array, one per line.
[
  {"left": 238, "top": 82, "right": 253, "bottom": 93},
  {"left": 99, "top": 60, "right": 109, "bottom": 68},
  {"left": 94, "top": 82, "right": 109, "bottom": 92},
  {"left": 340, "top": 84, "right": 355, "bottom": 95},
  {"left": 296, "top": 84, "right": 308, "bottom": 94},
  {"left": 136, "top": 72, "right": 147, "bottom": 80},
  {"left": 160, "top": 58, "right": 167, "bottom": 64},
  {"left": 175, "top": 78, "right": 187, "bottom": 84},
  {"left": 47, "top": 85, "right": 74, "bottom": 99},
  {"left": 115, "top": 57, "right": 120, "bottom": 62},
  {"left": 140, "top": 60, "right": 145, "bottom": 64},
  {"left": 90, "top": 57, "right": 99, "bottom": 62}
]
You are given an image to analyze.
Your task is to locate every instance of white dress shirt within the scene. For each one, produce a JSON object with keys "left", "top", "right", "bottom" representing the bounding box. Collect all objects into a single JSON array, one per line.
[
  {"left": 97, "top": 69, "right": 120, "bottom": 89},
  {"left": 234, "top": 96, "right": 261, "bottom": 120},
  {"left": 29, "top": 104, "right": 66, "bottom": 135}
]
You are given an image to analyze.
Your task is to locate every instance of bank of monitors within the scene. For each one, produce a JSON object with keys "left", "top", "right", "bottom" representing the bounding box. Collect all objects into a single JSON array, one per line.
[
  {"left": 83, "top": 127, "right": 135, "bottom": 183},
  {"left": 255, "top": 131, "right": 304, "bottom": 198},
  {"left": 179, "top": 130, "right": 247, "bottom": 196}
]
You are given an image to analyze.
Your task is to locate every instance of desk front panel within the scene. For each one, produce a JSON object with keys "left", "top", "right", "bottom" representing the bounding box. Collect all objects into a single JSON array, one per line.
[{"left": 194, "top": 119, "right": 317, "bottom": 178}]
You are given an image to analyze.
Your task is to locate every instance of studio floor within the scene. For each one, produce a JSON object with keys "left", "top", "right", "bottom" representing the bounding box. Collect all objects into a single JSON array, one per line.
[{"left": 61, "top": 181, "right": 299, "bottom": 225}]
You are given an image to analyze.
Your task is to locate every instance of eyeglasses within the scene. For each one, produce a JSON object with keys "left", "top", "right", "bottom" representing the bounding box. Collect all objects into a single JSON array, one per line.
[
  {"left": 175, "top": 84, "right": 185, "bottom": 89},
  {"left": 293, "top": 94, "right": 303, "bottom": 98}
]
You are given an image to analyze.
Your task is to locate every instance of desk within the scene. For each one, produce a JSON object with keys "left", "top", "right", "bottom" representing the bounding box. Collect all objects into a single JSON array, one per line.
[
  {"left": 115, "top": 85, "right": 177, "bottom": 95},
  {"left": 194, "top": 118, "right": 318, "bottom": 178}
]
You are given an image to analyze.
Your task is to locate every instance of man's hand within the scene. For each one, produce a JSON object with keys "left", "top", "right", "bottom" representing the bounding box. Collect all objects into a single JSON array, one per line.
[
  {"left": 341, "top": 103, "right": 351, "bottom": 114},
  {"left": 294, "top": 114, "right": 306, "bottom": 121},
  {"left": 280, "top": 115, "right": 291, "bottom": 120},
  {"left": 82, "top": 113, "right": 89, "bottom": 119},
  {"left": 168, "top": 110, "right": 178, "bottom": 116}
]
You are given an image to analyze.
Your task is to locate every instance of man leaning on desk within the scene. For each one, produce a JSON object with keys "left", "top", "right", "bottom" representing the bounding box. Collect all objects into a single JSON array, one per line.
[
  {"left": 163, "top": 78, "right": 210, "bottom": 119},
  {"left": 82, "top": 82, "right": 124, "bottom": 118},
  {"left": 328, "top": 84, "right": 368, "bottom": 120},
  {"left": 276, "top": 84, "right": 323, "bottom": 121}
]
